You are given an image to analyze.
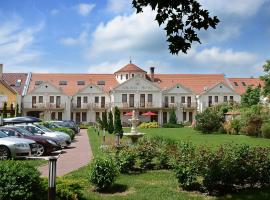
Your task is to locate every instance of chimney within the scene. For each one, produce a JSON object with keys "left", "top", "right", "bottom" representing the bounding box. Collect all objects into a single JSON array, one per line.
[
  {"left": 0, "top": 64, "right": 3, "bottom": 78},
  {"left": 150, "top": 67, "right": 155, "bottom": 82}
]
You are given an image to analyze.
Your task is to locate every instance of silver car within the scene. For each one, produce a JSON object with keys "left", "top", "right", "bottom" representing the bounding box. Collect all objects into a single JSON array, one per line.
[{"left": 0, "top": 131, "right": 37, "bottom": 160}]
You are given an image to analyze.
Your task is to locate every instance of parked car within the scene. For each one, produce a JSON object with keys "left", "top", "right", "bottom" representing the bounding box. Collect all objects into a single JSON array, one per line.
[
  {"left": 15, "top": 124, "right": 71, "bottom": 148},
  {"left": 0, "top": 130, "right": 37, "bottom": 160},
  {"left": 52, "top": 120, "right": 80, "bottom": 134},
  {"left": 0, "top": 126, "right": 61, "bottom": 156}
]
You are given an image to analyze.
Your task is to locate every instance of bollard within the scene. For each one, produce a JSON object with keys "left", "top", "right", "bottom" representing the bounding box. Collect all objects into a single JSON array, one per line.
[
  {"left": 48, "top": 157, "right": 57, "bottom": 200},
  {"left": 103, "top": 128, "right": 106, "bottom": 144}
]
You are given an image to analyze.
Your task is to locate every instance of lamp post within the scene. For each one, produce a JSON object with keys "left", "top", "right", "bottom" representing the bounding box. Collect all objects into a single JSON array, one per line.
[{"left": 27, "top": 151, "right": 61, "bottom": 200}]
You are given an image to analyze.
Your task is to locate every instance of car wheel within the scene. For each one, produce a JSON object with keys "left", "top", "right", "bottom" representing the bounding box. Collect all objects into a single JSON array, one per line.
[
  {"left": 0, "top": 146, "right": 10, "bottom": 160},
  {"left": 36, "top": 144, "right": 45, "bottom": 156}
]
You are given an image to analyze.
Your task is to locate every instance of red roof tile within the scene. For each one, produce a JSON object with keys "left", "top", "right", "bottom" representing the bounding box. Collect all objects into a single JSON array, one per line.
[
  {"left": 114, "top": 63, "right": 146, "bottom": 74},
  {"left": 2, "top": 73, "right": 28, "bottom": 95},
  {"left": 228, "top": 78, "right": 263, "bottom": 94}
]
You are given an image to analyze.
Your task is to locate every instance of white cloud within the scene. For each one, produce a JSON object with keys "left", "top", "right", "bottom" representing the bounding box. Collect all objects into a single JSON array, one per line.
[
  {"left": 60, "top": 30, "right": 88, "bottom": 46},
  {"left": 0, "top": 15, "right": 44, "bottom": 68},
  {"left": 76, "top": 3, "right": 95, "bottom": 16},
  {"left": 106, "top": 0, "right": 132, "bottom": 14},
  {"left": 88, "top": 59, "right": 128, "bottom": 73},
  {"left": 198, "top": 0, "right": 267, "bottom": 17},
  {"left": 89, "top": 8, "right": 166, "bottom": 56},
  {"left": 194, "top": 47, "right": 257, "bottom": 67}
]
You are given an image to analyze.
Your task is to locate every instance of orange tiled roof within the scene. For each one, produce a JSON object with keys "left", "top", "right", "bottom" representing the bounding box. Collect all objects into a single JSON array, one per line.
[
  {"left": 2, "top": 73, "right": 28, "bottom": 95},
  {"left": 228, "top": 78, "right": 263, "bottom": 94},
  {"left": 114, "top": 63, "right": 146, "bottom": 74},
  {"left": 28, "top": 73, "right": 119, "bottom": 96},
  {"left": 154, "top": 74, "right": 228, "bottom": 94}
]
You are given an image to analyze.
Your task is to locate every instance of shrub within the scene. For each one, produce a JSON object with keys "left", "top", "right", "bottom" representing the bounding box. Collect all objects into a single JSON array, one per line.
[
  {"left": 138, "top": 121, "right": 159, "bottom": 128},
  {"left": 261, "top": 123, "right": 270, "bottom": 139},
  {"left": 52, "top": 127, "right": 75, "bottom": 140},
  {"left": 116, "top": 146, "right": 137, "bottom": 173},
  {"left": 89, "top": 157, "right": 119, "bottom": 190},
  {"left": 136, "top": 138, "right": 157, "bottom": 169},
  {"left": 79, "top": 124, "right": 91, "bottom": 129},
  {"left": 56, "top": 178, "right": 84, "bottom": 200},
  {"left": 162, "top": 123, "right": 184, "bottom": 128},
  {"left": 195, "top": 108, "right": 224, "bottom": 133},
  {"left": 242, "top": 115, "right": 263, "bottom": 136},
  {"left": 0, "top": 161, "right": 43, "bottom": 200},
  {"left": 169, "top": 109, "right": 177, "bottom": 124}
]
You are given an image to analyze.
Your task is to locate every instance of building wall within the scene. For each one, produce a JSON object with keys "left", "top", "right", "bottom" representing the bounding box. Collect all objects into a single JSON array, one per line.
[{"left": 0, "top": 83, "right": 18, "bottom": 109}]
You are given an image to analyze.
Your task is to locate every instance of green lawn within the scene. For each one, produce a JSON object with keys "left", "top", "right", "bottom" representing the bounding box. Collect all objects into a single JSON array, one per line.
[
  {"left": 137, "top": 127, "right": 270, "bottom": 148},
  {"left": 64, "top": 128, "right": 270, "bottom": 200}
]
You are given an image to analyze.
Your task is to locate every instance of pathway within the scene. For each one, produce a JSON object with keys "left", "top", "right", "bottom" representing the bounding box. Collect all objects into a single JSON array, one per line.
[{"left": 38, "top": 129, "right": 92, "bottom": 176}]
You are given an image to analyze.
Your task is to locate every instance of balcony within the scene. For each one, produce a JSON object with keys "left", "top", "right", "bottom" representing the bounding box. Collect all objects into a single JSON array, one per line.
[
  {"left": 23, "top": 102, "right": 65, "bottom": 110},
  {"left": 162, "top": 102, "right": 197, "bottom": 109},
  {"left": 91, "top": 102, "right": 110, "bottom": 109},
  {"left": 72, "top": 103, "right": 90, "bottom": 110}
]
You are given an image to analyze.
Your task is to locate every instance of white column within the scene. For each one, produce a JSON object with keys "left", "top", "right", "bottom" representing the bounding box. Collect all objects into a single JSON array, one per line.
[{"left": 158, "top": 110, "right": 162, "bottom": 125}]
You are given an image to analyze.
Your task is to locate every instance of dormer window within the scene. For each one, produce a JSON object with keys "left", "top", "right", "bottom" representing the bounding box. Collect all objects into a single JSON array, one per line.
[
  {"left": 234, "top": 82, "right": 238, "bottom": 86},
  {"left": 242, "top": 82, "right": 246, "bottom": 86},
  {"left": 126, "top": 74, "right": 128, "bottom": 80},
  {"left": 97, "top": 80, "right": 105, "bottom": 85},
  {"left": 15, "top": 79, "right": 22, "bottom": 87},
  {"left": 120, "top": 74, "right": 123, "bottom": 80},
  {"left": 59, "top": 80, "right": 67, "bottom": 85},
  {"left": 77, "top": 80, "right": 85, "bottom": 85},
  {"left": 132, "top": 74, "right": 134, "bottom": 77},
  {"left": 35, "top": 81, "right": 43, "bottom": 85}
]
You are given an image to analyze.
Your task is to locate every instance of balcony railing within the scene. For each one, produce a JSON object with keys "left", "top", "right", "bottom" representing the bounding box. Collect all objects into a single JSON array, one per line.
[
  {"left": 72, "top": 103, "right": 90, "bottom": 109},
  {"left": 23, "top": 102, "right": 65, "bottom": 109}
]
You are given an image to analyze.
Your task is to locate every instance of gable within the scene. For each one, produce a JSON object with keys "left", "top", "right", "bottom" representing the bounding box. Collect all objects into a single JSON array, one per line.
[
  {"left": 28, "top": 82, "right": 63, "bottom": 94},
  {"left": 75, "top": 84, "right": 106, "bottom": 95},
  {"left": 204, "top": 83, "right": 236, "bottom": 94},
  {"left": 164, "top": 84, "right": 193, "bottom": 94},
  {"left": 113, "top": 76, "right": 160, "bottom": 92}
]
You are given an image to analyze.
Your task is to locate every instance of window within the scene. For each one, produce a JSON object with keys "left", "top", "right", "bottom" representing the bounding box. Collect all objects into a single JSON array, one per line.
[
  {"left": 77, "top": 80, "right": 85, "bottom": 85},
  {"left": 148, "top": 94, "right": 153, "bottom": 103},
  {"left": 83, "top": 96, "right": 88, "bottom": 103},
  {"left": 35, "top": 80, "right": 43, "bottom": 85},
  {"left": 38, "top": 96, "right": 43, "bottom": 103},
  {"left": 129, "top": 94, "right": 134, "bottom": 107},
  {"left": 15, "top": 79, "right": 21, "bottom": 87},
  {"left": 183, "top": 112, "right": 187, "bottom": 121},
  {"left": 214, "top": 96, "right": 218, "bottom": 103},
  {"left": 97, "top": 80, "right": 105, "bottom": 85},
  {"left": 242, "top": 82, "right": 246, "bottom": 86},
  {"left": 82, "top": 112, "right": 87, "bottom": 122},
  {"left": 122, "top": 94, "right": 127, "bottom": 103},
  {"left": 140, "top": 94, "right": 145, "bottom": 107},
  {"left": 58, "top": 112, "right": 62, "bottom": 121},
  {"left": 234, "top": 82, "right": 238, "bottom": 86},
  {"left": 51, "top": 112, "right": 56, "bottom": 120},
  {"left": 164, "top": 96, "right": 169, "bottom": 107},
  {"left": 59, "top": 80, "right": 67, "bottom": 85},
  {"left": 95, "top": 96, "right": 99, "bottom": 103},
  {"left": 50, "top": 96, "right": 54, "bottom": 103},
  {"left": 120, "top": 74, "right": 123, "bottom": 80},
  {"left": 126, "top": 74, "right": 128, "bottom": 80},
  {"left": 132, "top": 74, "right": 134, "bottom": 77},
  {"left": 181, "top": 96, "right": 185, "bottom": 103},
  {"left": 171, "top": 96, "right": 175, "bottom": 103},
  {"left": 230, "top": 96, "right": 234, "bottom": 101},
  {"left": 71, "top": 112, "right": 73, "bottom": 121},
  {"left": 95, "top": 112, "right": 100, "bottom": 121},
  {"left": 224, "top": 96, "right": 228, "bottom": 102},
  {"left": 208, "top": 96, "right": 212, "bottom": 107}
]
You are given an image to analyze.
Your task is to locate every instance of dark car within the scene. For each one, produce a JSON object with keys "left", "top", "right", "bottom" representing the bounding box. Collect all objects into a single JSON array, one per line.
[
  {"left": 52, "top": 120, "right": 80, "bottom": 134},
  {"left": 0, "top": 126, "right": 61, "bottom": 156}
]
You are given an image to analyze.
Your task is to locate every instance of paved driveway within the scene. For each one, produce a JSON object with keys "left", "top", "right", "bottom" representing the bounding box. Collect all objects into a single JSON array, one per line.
[{"left": 38, "top": 129, "right": 92, "bottom": 176}]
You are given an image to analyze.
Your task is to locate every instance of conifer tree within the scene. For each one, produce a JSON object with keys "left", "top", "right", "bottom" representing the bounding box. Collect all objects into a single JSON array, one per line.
[
  {"left": 114, "top": 106, "right": 123, "bottom": 137},
  {"left": 169, "top": 109, "right": 177, "bottom": 124},
  {"left": 10, "top": 103, "right": 15, "bottom": 117},
  {"left": 107, "top": 110, "right": 114, "bottom": 134},
  {"left": 3, "top": 102, "right": 7, "bottom": 118}
]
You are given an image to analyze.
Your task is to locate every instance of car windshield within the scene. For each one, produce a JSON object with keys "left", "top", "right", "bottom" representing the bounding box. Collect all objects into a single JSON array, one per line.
[
  {"left": 35, "top": 124, "right": 53, "bottom": 132},
  {"left": 14, "top": 127, "right": 34, "bottom": 136},
  {"left": 0, "top": 131, "right": 8, "bottom": 138}
]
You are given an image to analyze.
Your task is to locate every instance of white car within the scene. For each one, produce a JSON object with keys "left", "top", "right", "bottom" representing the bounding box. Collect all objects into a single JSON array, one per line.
[{"left": 15, "top": 124, "right": 71, "bottom": 148}]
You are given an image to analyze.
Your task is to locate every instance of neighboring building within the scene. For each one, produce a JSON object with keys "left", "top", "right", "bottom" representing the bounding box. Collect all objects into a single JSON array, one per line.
[
  {"left": 0, "top": 64, "right": 29, "bottom": 114},
  {"left": 20, "top": 63, "right": 262, "bottom": 124}
]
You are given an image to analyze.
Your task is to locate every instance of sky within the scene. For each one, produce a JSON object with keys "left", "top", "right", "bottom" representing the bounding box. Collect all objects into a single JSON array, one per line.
[{"left": 1, "top": 0, "right": 270, "bottom": 77}]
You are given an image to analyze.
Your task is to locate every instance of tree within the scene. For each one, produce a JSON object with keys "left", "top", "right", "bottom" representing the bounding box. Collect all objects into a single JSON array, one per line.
[
  {"left": 15, "top": 103, "right": 20, "bottom": 117},
  {"left": 101, "top": 111, "right": 108, "bottom": 131},
  {"left": 114, "top": 107, "right": 123, "bottom": 137},
  {"left": 132, "top": 0, "right": 219, "bottom": 54},
  {"left": 260, "top": 60, "right": 270, "bottom": 96},
  {"left": 10, "top": 104, "right": 15, "bottom": 117},
  {"left": 241, "top": 86, "right": 261, "bottom": 107},
  {"left": 169, "top": 109, "right": 177, "bottom": 124},
  {"left": 108, "top": 111, "right": 114, "bottom": 134},
  {"left": 3, "top": 102, "right": 7, "bottom": 118}
]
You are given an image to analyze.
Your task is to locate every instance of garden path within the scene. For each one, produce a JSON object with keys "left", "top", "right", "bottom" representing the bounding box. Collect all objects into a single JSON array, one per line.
[{"left": 38, "top": 129, "right": 92, "bottom": 176}]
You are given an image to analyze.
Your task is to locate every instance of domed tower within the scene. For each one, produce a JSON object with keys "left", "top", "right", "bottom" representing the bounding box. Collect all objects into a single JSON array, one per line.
[{"left": 114, "top": 62, "right": 147, "bottom": 84}]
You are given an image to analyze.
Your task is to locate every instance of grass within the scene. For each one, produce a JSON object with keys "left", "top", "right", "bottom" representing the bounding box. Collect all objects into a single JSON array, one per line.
[{"left": 64, "top": 127, "right": 270, "bottom": 200}]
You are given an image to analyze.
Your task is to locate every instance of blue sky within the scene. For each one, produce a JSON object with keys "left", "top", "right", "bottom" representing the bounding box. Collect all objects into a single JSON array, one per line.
[{"left": 1, "top": 0, "right": 270, "bottom": 77}]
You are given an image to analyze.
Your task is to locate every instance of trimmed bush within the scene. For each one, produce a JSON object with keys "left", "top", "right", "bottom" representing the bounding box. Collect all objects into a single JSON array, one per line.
[
  {"left": 52, "top": 127, "right": 75, "bottom": 140},
  {"left": 138, "top": 121, "right": 159, "bottom": 128},
  {"left": 116, "top": 146, "right": 137, "bottom": 173},
  {"left": 0, "top": 161, "right": 43, "bottom": 200},
  {"left": 162, "top": 123, "right": 184, "bottom": 128},
  {"left": 56, "top": 178, "right": 84, "bottom": 200},
  {"left": 89, "top": 157, "right": 119, "bottom": 190},
  {"left": 261, "top": 123, "right": 270, "bottom": 139}
]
